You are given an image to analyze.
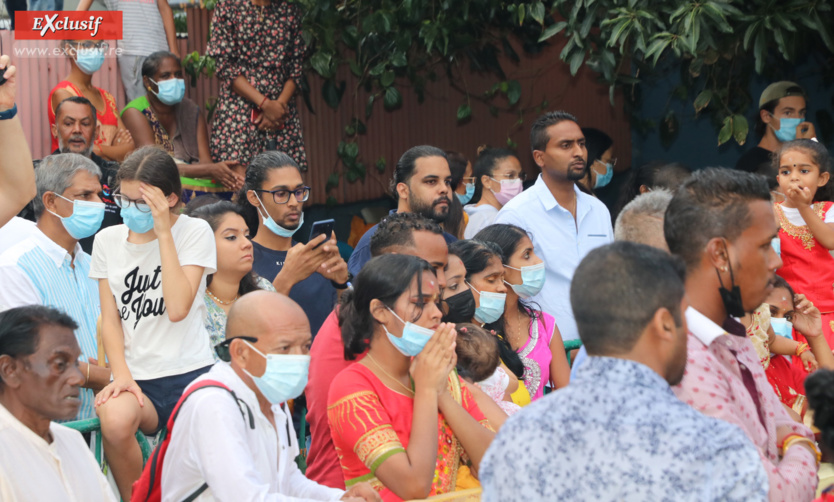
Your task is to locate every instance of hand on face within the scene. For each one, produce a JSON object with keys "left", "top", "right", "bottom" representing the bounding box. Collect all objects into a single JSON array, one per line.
[{"left": 139, "top": 183, "right": 173, "bottom": 235}]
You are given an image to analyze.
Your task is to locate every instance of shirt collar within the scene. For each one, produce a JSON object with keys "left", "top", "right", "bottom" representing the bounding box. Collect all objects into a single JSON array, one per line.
[
  {"left": 0, "top": 401, "right": 55, "bottom": 449},
  {"left": 533, "top": 174, "right": 585, "bottom": 215},
  {"left": 30, "top": 227, "right": 84, "bottom": 268},
  {"left": 685, "top": 306, "right": 728, "bottom": 346}
]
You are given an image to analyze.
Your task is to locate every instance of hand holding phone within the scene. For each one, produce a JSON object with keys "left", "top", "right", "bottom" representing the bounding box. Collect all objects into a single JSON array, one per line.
[{"left": 309, "top": 219, "right": 335, "bottom": 249}]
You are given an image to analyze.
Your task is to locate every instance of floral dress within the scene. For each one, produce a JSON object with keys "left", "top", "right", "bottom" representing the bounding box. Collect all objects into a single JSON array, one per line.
[
  {"left": 204, "top": 276, "right": 274, "bottom": 358},
  {"left": 207, "top": 0, "right": 308, "bottom": 169}
]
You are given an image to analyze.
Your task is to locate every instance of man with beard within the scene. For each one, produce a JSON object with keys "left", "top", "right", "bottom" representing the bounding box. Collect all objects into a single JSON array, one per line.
[
  {"left": 666, "top": 168, "right": 818, "bottom": 501},
  {"left": 347, "top": 145, "right": 456, "bottom": 276},
  {"left": 494, "top": 111, "right": 613, "bottom": 342},
  {"left": 27, "top": 96, "right": 123, "bottom": 253},
  {"left": 480, "top": 242, "right": 768, "bottom": 501}
]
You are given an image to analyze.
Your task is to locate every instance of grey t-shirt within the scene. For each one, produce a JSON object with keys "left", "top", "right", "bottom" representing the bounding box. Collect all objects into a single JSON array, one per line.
[{"left": 105, "top": 0, "right": 169, "bottom": 56}]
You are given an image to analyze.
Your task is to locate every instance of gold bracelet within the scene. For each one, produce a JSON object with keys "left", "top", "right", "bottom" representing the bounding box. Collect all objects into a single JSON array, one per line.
[
  {"left": 85, "top": 363, "right": 91, "bottom": 385},
  {"left": 782, "top": 436, "right": 821, "bottom": 466}
]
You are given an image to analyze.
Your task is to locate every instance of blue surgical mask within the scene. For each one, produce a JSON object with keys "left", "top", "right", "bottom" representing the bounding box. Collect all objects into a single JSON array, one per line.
[
  {"left": 120, "top": 205, "right": 155, "bottom": 234},
  {"left": 150, "top": 78, "right": 186, "bottom": 106},
  {"left": 772, "top": 117, "right": 803, "bottom": 142},
  {"left": 467, "top": 281, "right": 506, "bottom": 324},
  {"left": 253, "top": 192, "right": 303, "bottom": 238},
  {"left": 384, "top": 307, "right": 434, "bottom": 357},
  {"left": 770, "top": 317, "right": 794, "bottom": 340},
  {"left": 242, "top": 341, "right": 310, "bottom": 404},
  {"left": 503, "top": 262, "right": 546, "bottom": 299},
  {"left": 594, "top": 161, "right": 614, "bottom": 189},
  {"left": 456, "top": 183, "right": 475, "bottom": 205},
  {"left": 48, "top": 193, "right": 105, "bottom": 240},
  {"left": 75, "top": 48, "right": 105, "bottom": 75}
]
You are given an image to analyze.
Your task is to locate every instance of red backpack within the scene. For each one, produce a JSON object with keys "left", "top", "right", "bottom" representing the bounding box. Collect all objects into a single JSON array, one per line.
[{"left": 130, "top": 379, "right": 254, "bottom": 502}]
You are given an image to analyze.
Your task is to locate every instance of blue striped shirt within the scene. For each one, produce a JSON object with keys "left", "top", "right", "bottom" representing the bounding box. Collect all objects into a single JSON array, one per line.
[{"left": 0, "top": 229, "right": 101, "bottom": 420}]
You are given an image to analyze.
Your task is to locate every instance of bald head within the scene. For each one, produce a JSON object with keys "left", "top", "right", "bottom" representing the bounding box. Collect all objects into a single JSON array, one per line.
[{"left": 227, "top": 290, "right": 308, "bottom": 339}]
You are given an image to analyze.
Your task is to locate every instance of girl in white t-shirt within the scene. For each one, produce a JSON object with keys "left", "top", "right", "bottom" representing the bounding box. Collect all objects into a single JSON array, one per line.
[
  {"left": 773, "top": 139, "right": 834, "bottom": 350},
  {"left": 89, "top": 146, "right": 216, "bottom": 500}
]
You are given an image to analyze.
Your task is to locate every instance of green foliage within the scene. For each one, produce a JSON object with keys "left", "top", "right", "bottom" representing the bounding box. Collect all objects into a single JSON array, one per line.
[
  {"left": 296, "top": 0, "right": 553, "bottom": 191},
  {"left": 182, "top": 51, "right": 216, "bottom": 88},
  {"left": 543, "top": 0, "right": 834, "bottom": 145}
]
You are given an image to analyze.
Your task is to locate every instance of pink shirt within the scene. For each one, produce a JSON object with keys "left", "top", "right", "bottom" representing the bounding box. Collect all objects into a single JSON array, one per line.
[
  {"left": 674, "top": 307, "right": 817, "bottom": 502},
  {"left": 518, "top": 312, "right": 554, "bottom": 401}
]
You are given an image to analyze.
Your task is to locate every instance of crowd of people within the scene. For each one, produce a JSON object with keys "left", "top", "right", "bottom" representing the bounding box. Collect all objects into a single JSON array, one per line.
[{"left": 6, "top": 33, "right": 834, "bottom": 501}]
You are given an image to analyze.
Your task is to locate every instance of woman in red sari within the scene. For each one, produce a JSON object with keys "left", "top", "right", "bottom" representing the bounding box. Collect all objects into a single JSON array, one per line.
[{"left": 327, "top": 254, "right": 495, "bottom": 501}]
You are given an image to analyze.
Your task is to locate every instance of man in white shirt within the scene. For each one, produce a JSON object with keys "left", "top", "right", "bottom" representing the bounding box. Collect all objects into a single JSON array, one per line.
[
  {"left": 161, "top": 290, "right": 380, "bottom": 502},
  {"left": 0, "top": 154, "right": 112, "bottom": 420},
  {"left": 495, "top": 111, "right": 613, "bottom": 341},
  {"left": 0, "top": 305, "right": 116, "bottom": 501}
]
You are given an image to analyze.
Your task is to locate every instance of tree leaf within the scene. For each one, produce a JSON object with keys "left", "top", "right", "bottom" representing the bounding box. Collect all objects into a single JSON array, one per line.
[
  {"left": 310, "top": 52, "right": 332, "bottom": 77},
  {"left": 345, "top": 141, "right": 359, "bottom": 160},
  {"left": 322, "top": 79, "right": 345, "bottom": 109},
  {"left": 384, "top": 86, "right": 403, "bottom": 110},
  {"left": 717, "top": 116, "right": 733, "bottom": 146},
  {"left": 693, "top": 89, "right": 713, "bottom": 113},
  {"left": 530, "top": 1, "right": 545, "bottom": 25},
  {"left": 732, "top": 114, "right": 748, "bottom": 145},
  {"left": 569, "top": 50, "right": 584, "bottom": 76},
  {"left": 366, "top": 94, "right": 375, "bottom": 119},
  {"left": 325, "top": 172, "right": 340, "bottom": 191},
  {"left": 380, "top": 71, "right": 395, "bottom": 88},
  {"left": 457, "top": 103, "right": 472, "bottom": 121},
  {"left": 391, "top": 51, "right": 407, "bottom": 67},
  {"left": 539, "top": 21, "right": 567, "bottom": 42},
  {"left": 376, "top": 156, "right": 387, "bottom": 173},
  {"left": 506, "top": 80, "right": 522, "bottom": 106}
]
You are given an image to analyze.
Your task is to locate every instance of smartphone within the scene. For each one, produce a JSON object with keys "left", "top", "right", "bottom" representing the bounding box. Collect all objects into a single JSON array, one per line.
[
  {"left": 250, "top": 107, "right": 262, "bottom": 124},
  {"left": 309, "top": 219, "right": 335, "bottom": 248}
]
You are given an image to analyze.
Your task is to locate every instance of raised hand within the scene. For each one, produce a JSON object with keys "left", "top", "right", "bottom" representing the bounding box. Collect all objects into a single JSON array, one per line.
[
  {"left": 139, "top": 183, "right": 173, "bottom": 236},
  {"left": 411, "top": 322, "right": 457, "bottom": 394}
]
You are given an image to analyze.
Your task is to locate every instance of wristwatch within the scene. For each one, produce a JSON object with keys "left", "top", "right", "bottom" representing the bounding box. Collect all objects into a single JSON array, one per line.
[
  {"left": 331, "top": 272, "right": 353, "bottom": 290},
  {"left": 0, "top": 104, "right": 17, "bottom": 121}
]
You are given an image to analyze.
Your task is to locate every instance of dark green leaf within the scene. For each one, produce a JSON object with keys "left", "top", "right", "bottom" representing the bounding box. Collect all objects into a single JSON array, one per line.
[
  {"left": 384, "top": 86, "right": 403, "bottom": 110},
  {"left": 489, "top": 106, "right": 499, "bottom": 117},
  {"left": 568, "top": 50, "right": 584, "bottom": 76},
  {"left": 539, "top": 21, "right": 567, "bottom": 42},
  {"left": 660, "top": 110, "right": 679, "bottom": 149},
  {"left": 506, "top": 80, "right": 522, "bottom": 106},
  {"left": 344, "top": 124, "right": 356, "bottom": 136},
  {"left": 345, "top": 142, "right": 359, "bottom": 160},
  {"left": 530, "top": 1, "right": 545, "bottom": 25},
  {"left": 326, "top": 173, "right": 340, "bottom": 191},
  {"left": 391, "top": 51, "right": 407, "bottom": 67},
  {"left": 310, "top": 52, "right": 332, "bottom": 77},
  {"left": 366, "top": 95, "right": 375, "bottom": 119},
  {"left": 457, "top": 103, "right": 472, "bottom": 121},
  {"left": 322, "top": 80, "right": 345, "bottom": 109},
  {"left": 380, "top": 71, "right": 395, "bottom": 88},
  {"left": 717, "top": 116, "right": 733, "bottom": 146},
  {"left": 376, "top": 156, "right": 387, "bottom": 173},
  {"left": 693, "top": 89, "right": 713, "bottom": 113},
  {"left": 732, "top": 114, "right": 748, "bottom": 145}
]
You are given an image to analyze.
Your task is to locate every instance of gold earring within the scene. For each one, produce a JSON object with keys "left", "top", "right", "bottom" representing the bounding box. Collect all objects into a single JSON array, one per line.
[{"left": 721, "top": 266, "right": 728, "bottom": 272}]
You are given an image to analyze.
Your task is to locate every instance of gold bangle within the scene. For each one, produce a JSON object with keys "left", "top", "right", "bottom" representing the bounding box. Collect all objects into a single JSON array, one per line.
[
  {"left": 85, "top": 363, "right": 91, "bottom": 385},
  {"left": 782, "top": 436, "right": 821, "bottom": 466}
]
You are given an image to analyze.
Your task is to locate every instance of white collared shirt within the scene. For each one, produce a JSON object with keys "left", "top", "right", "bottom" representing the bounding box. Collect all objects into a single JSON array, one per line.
[
  {"left": 0, "top": 227, "right": 101, "bottom": 420},
  {"left": 494, "top": 175, "right": 613, "bottom": 340},
  {"left": 0, "top": 217, "right": 37, "bottom": 255},
  {"left": 0, "top": 403, "right": 117, "bottom": 501},
  {"left": 161, "top": 362, "right": 345, "bottom": 502}
]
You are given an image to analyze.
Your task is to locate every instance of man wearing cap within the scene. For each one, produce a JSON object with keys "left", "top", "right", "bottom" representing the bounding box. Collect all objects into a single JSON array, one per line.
[{"left": 735, "top": 81, "right": 815, "bottom": 178}]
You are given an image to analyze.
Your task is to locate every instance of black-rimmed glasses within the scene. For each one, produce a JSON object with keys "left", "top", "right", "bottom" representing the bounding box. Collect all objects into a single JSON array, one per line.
[
  {"left": 113, "top": 193, "right": 151, "bottom": 213},
  {"left": 256, "top": 187, "right": 311, "bottom": 204}
]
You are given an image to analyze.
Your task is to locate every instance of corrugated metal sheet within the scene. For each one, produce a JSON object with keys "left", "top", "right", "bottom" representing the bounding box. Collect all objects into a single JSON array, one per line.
[{"left": 3, "top": 8, "right": 630, "bottom": 205}]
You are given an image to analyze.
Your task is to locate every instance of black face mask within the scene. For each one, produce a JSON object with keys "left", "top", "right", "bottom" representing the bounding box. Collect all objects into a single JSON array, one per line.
[
  {"left": 716, "top": 248, "right": 745, "bottom": 318},
  {"left": 442, "top": 288, "right": 476, "bottom": 324}
]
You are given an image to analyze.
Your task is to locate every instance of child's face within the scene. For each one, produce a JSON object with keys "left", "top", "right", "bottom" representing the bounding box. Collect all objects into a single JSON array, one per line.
[
  {"left": 776, "top": 149, "right": 829, "bottom": 199},
  {"left": 765, "top": 286, "right": 795, "bottom": 321}
]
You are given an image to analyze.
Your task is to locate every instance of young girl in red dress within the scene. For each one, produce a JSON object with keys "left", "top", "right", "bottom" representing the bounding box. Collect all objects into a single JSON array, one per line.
[{"left": 773, "top": 139, "right": 834, "bottom": 348}]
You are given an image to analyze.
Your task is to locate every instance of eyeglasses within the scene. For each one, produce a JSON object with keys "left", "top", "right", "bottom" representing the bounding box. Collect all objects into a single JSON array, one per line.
[
  {"left": 114, "top": 193, "right": 151, "bottom": 212},
  {"left": 460, "top": 177, "right": 476, "bottom": 184},
  {"left": 214, "top": 336, "right": 258, "bottom": 362},
  {"left": 256, "top": 187, "right": 311, "bottom": 204},
  {"left": 595, "top": 158, "right": 618, "bottom": 166}
]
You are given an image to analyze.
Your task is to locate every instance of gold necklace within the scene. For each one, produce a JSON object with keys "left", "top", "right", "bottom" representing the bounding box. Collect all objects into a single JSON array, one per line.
[
  {"left": 366, "top": 353, "right": 414, "bottom": 395},
  {"left": 206, "top": 287, "right": 239, "bottom": 305}
]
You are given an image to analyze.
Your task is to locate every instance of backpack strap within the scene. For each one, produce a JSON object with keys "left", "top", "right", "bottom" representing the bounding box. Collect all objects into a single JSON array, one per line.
[{"left": 144, "top": 379, "right": 255, "bottom": 502}]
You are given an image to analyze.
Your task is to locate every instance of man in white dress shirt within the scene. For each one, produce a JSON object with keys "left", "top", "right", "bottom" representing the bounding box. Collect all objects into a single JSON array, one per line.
[
  {"left": 161, "top": 290, "right": 380, "bottom": 502},
  {"left": 495, "top": 111, "right": 613, "bottom": 341},
  {"left": 0, "top": 305, "right": 116, "bottom": 501}
]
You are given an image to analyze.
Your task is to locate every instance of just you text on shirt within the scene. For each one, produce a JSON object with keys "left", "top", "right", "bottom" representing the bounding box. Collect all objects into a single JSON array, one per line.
[{"left": 120, "top": 265, "right": 166, "bottom": 329}]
